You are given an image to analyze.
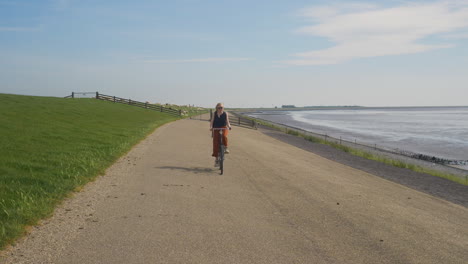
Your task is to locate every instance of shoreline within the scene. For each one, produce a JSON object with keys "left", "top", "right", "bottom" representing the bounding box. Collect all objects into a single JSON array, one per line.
[
  {"left": 242, "top": 112, "right": 468, "bottom": 175},
  {"left": 230, "top": 105, "right": 468, "bottom": 112}
]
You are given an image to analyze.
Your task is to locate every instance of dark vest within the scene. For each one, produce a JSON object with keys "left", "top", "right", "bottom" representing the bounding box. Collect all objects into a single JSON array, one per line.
[{"left": 213, "top": 112, "right": 227, "bottom": 128}]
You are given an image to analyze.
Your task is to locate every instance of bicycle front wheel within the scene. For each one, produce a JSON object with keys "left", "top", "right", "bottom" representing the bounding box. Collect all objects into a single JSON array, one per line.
[{"left": 219, "top": 145, "right": 224, "bottom": 175}]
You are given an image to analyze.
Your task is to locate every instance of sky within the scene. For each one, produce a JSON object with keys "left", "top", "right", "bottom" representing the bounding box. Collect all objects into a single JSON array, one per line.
[{"left": 1, "top": 0, "right": 468, "bottom": 108}]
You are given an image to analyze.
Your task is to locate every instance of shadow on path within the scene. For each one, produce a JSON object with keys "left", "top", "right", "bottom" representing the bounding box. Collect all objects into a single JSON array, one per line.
[{"left": 156, "top": 166, "right": 217, "bottom": 175}]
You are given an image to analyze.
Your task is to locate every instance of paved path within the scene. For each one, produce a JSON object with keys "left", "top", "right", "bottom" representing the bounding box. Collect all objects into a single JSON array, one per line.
[{"left": 2, "top": 117, "right": 468, "bottom": 263}]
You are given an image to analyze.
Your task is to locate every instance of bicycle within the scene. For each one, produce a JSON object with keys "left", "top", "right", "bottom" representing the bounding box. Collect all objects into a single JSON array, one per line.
[{"left": 212, "top": 127, "right": 230, "bottom": 175}]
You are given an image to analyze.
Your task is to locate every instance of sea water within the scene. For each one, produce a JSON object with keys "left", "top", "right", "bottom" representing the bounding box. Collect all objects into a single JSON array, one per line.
[{"left": 248, "top": 107, "right": 468, "bottom": 170}]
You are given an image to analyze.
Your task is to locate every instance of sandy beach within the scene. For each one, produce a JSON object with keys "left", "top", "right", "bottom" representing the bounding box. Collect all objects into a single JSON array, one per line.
[{"left": 1, "top": 116, "right": 467, "bottom": 264}]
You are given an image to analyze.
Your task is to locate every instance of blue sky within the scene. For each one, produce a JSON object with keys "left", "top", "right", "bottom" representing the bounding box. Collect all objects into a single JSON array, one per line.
[{"left": 1, "top": 0, "right": 468, "bottom": 107}]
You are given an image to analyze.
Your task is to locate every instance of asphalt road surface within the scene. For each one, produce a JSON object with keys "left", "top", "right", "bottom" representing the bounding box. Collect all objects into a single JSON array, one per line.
[{"left": 2, "top": 117, "right": 467, "bottom": 264}]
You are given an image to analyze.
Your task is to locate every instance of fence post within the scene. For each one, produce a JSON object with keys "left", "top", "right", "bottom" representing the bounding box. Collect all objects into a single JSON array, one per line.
[
  {"left": 128, "top": 99, "right": 131, "bottom": 105},
  {"left": 113, "top": 96, "right": 116, "bottom": 103},
  {"left": 72, "top": 92, "right": 74, "bottom": 98},
  {"left": 96, "top": 92, "right": 99, "bottom": 99}
]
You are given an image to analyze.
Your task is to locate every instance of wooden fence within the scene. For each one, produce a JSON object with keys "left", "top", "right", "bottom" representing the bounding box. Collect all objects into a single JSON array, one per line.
[
  {"left": 228, "top": 112, "right": 257, "bottom": 129},
  {"left": 96, "top": 93, "right": 181, "bottom": 116},
  {"left": 65, "top": 92, "right": 182, "bottom": 116},
  {"left": 65, "top": 92, "right": 255, "bottom": 128}
]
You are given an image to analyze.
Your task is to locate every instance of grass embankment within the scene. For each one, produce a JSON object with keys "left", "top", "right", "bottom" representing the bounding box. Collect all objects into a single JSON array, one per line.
[
  {"left": 253, "top": 118, "right": 468, "bottom": 186},
  {"left": 0, "top": 94, "right": 180, "bottom": 249}
]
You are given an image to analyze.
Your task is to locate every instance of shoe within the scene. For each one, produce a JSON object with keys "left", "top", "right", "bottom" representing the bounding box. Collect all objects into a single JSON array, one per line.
[
  {"left": 224, "top": 148, "right": 230, "bottom": 154},
  {"left": 214, "top": 159, "right": 220, "bottom": 167}
]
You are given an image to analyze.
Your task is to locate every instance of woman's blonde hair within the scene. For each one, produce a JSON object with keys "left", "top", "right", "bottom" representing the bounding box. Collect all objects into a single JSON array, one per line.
[{"left": 215, "top": 103, "right": 224, "bottom": 109}]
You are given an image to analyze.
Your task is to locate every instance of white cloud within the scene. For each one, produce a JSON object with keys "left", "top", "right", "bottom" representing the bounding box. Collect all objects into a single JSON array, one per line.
[
  {"left": 284, "top": 1, "right": 468, "bottom": 65},
  {"left": 442, "top": 31, "right": 468, "bottom": 39},
  {"left": 298, "top": 3, "right": 378, "bottom": 21},
  {"left": 142, "top": 58, "right": 253, "bottom": 63}
]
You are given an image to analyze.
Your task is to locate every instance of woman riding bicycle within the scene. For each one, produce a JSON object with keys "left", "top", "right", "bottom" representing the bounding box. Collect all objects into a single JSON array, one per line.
[{"left": 210, "top": 103, "right": 231, "bottom": 167}]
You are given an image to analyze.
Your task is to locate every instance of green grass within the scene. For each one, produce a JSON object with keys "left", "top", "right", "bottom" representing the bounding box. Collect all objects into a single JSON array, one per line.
[
  {"left": 253, "top": 118, "right": 468, "bottom": 186},
  {"left": 0, "top": 94, "right": 180, "bottom": 249}
]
